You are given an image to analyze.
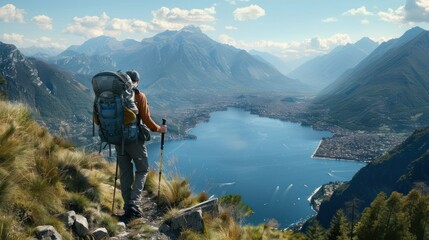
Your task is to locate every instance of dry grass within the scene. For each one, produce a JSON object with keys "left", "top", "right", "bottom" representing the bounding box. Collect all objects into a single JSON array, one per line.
[
  {"left": 0, "top": 101, "right": 118, "bottom": 238},
  {"left": 146, "top": 169, "right": 197, "bottom": 209},
  {"left": 241, "top": 223, "right": 306, "bottom": 240}
]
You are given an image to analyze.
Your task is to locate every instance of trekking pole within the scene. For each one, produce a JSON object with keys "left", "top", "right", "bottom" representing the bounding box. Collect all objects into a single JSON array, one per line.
[
  {"left": 157, "top": 119, "right": 167, "bottom": 209},
  {"left": 111, "top": 156, "right": 119, "bottom": 214}
]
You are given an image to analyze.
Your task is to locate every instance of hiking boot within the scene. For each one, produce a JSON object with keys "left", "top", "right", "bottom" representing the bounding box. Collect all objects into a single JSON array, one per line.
[{"left": 119, "top": 204, "right": 143, "bottom": 224}]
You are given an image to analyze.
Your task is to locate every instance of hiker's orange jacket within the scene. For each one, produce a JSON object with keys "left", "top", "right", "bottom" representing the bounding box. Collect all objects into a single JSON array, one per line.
[{"left": 135, "top": 91, "right": 160, "bottom": 132}]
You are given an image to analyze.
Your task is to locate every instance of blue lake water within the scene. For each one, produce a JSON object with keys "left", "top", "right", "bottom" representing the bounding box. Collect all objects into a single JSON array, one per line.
[{"left": 147, "top": 107, "right": 366, "bottom": 228}]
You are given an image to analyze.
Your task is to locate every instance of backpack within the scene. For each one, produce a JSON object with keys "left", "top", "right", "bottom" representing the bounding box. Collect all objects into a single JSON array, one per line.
[{"left": 92, "top": 71, "right": 139, "bottom": 154}]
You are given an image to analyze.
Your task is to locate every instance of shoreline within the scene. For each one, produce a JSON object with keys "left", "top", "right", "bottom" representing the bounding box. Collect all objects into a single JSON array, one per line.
[
  {"left": 307, "top": 185, "right": 322, "bottom": 205},
  {"left": 310, "top": 140, "right": 323, "bottom": 159}
]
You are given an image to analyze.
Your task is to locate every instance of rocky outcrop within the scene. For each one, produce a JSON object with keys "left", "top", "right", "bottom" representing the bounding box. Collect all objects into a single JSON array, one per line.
[
  {"left": 35, "top": 198, "right": 220, "bottom": 239},
  {"left": 92, "top": 228, "right": 109, "bottom": 240},
  {"left": 58, "top": 210, "right": 76, "bottom": 228},
  {"left": 73, "top": 214, "right": 89, "bottom": 237},
  {"left": 35, "top": 225, "right": 62, "bottom": 240},
  {"left": 160, "top": 198, "right": 219, "bottom": 239}
]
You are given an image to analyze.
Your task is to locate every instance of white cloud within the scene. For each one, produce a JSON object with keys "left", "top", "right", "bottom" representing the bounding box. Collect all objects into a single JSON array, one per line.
[
  {"left": 198, "top": 24, "right": 216, "bottom": 31},
  {"left": 361, "top": 19, "right": 370, "bottom": 24},
  {"left": 378, "top": 6, "right": 406, "bottom": 23},
  {"left": 226, "top": 0, "right": 250, "bottom": 5},
  {"left": 65, "top": 7, "right": 217, "bottom": 39},
  {"left": 377, "top": 0, "right": 429, "bottom": 23},
  {"left": 0, "top": 4, "right": 25, "bottom": 23},
  {"left": 150, "top": 6, "right": 216, "bottom": 31},
  {"left": 65, "top": 12, "right": 110, "bottom": 38},
  {"left": 152, "top": 6, "right": 216, "bottom": 24},
  {"left": 32, "top": 15, "right": 53, "bottom": 30},
  {"left": 218, "top": 33, "right": 351, "bottom": 60},
  {"left": 233, "top": 4, "right": 265, "bottom": 21},
  {"left": 322, "top": 17, "right": 338, "bottom": 23},
  {"left": 225, "top": 25, "right": 238, "bottom": 30},
  {"left": 343, "top": 6, "right": 374, "bottom": 16},
  {"left": 2, "top": 33, "right": 67, "bottom": 49},
  {"left": 2, "top": 33, "right": 24, "bottom": 43}
]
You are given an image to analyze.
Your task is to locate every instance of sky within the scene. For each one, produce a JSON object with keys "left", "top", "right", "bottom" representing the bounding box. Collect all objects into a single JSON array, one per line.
[{"left": 1, "top": 0, "right": 429, "bottom": 62}]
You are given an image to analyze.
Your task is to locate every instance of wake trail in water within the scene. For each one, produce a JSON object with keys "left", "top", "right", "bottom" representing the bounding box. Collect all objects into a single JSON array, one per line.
[
  {"left": 270, "top": 185, "right": 281, "bottom": 202},
  {"left": 219, "top": 182, "right": 236, "bottom": 187},
  {"left": 281, "top": 184, "right": 294, "bottom": 198}
]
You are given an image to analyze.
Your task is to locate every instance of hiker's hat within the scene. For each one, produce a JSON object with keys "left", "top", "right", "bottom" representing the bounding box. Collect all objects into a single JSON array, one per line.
[{"left": 126, "top": 70, "right": 140, "bottom": 83}]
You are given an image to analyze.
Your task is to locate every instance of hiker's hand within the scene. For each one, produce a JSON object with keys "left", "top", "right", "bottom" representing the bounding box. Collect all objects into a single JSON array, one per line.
[{"left": 159, "top": 125, "right": 167, "bottom": 133}]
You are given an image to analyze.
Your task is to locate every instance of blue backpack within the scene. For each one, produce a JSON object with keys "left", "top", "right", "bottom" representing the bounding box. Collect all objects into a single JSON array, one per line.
[{"left": 92, "top": 71, "right": 139, "bottom": 154}]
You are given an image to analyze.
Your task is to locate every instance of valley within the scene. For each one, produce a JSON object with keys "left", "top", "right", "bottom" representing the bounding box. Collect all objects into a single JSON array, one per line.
[{"left": 46, "top": 91, "right": 408, "bottom": 163}]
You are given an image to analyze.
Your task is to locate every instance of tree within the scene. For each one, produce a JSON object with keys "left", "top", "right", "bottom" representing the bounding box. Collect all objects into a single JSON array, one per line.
[
  {"left": 0, "top": 74, "right": 6, "bottom": 100},
  {"left": 355, "top": 192, "right": 388, "bottom": 239},
  {"left": 404, "top": 190, "right": 429, "bottom": 240},
  {"left": 383, "top": 192, "right": 413, "bottom": 240},
  {"left": 219, "top": 194, "right": 253, "bottom": 224},
  {"left": 344, "top": 197, "right": 363, "bottom": 240},
  {"left": 305, "top": 220, "right": 327, "bottom": 240},
  {"left": 327, "top": 210, "right": 349, "bottom": 240}
]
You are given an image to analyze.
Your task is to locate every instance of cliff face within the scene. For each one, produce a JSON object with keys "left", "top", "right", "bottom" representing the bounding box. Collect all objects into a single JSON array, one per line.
[
  {"left": 316, "top": 127, "right": 429, "bottom": 227},
  {"left": 0, "top": 41, "right": 92, "bottom": 120}
]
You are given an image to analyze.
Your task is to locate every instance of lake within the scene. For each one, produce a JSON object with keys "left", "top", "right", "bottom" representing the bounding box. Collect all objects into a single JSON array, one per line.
[{"left": 147, "top": 107, "right": 365, "bottom": 228}]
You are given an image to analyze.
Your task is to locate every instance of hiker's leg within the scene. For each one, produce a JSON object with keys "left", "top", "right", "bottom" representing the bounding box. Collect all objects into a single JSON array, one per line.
[
  {"left": 127, "top": 140, "right": 149, "bottom": 206},
  {"left": 116, "top": 145, "right": 134, "bottom": 207}
]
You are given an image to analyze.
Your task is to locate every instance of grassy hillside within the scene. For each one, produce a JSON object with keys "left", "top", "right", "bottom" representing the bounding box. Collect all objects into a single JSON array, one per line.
[{"left": 0, "top": 100, "right": 118, "bottom": 239}]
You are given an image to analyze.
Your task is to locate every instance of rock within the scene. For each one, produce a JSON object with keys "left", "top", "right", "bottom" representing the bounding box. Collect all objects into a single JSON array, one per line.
[
  {"left": 92, "top": 228, "right": 109, "bottom": 240},
  {"left": 73, "top": 214, "right": 89, "bottom": 237},
  {"left": 187, "top": 198, "right": 219, "bottom": 215},
  {"left": 57, "top": 210, "right": 76, "bottom": 228},
  {"left": 117, "top": 222, "right": 126, "bottom": 233},
  {"left": 160, "top": 208, "right": 204, "bottom": 239},
  {"left": 117, "top": 231, "right": 130, "bottom": 238},
  {"left": 35, "top": 225, "right": 62, "bottom": 240},
  {"left": 159, "top": 199, "right": 219, "bottom": 239}
]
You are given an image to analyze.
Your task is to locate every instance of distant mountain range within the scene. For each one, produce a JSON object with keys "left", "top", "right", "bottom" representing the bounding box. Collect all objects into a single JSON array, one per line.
[
  {"left": 315, "top": 126, "right": 429, "bottom": 227},
  {"left": 0, "top": 41, "right": 92, "bottom": 120},
  {"left": 249, "top": 50, "right": 297, "bottom": 76},
  {"left": 288, "top": 37, "right": 379, "bottom": 89},
  {"left": 66, "top": 36, "right": 140, "bottom": 56},
  {"left": 51, "top": 26, "right": 306, "bottom": 100},
  {"left": 20, "top": 46, "right": 62, "bottom": 60},
  {"left": 314, "top": 27, "right": 429, "bottom": 131}
]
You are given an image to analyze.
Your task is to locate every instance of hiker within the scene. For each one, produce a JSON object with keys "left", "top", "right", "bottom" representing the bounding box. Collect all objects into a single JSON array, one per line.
[{"left": 117, "top": 70, "right": 167, "bottom": 222}]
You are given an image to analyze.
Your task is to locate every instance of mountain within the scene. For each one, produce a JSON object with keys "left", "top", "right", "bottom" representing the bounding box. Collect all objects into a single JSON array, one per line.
[
  {"left": 314, "top": 27, "right": 429, "bottom": 131},
  {"left": 0, "top": 41, "right": 92, "bottom": 120},
  {"left": 249, "top": 50, "right": 295, "bottom": 75},
  {"left": 55, "top": 26, "right": 306, "bottom": 101},
  {"left": 19, "top": 46, "right": 62, "bottom": 60},
  {"left": 288, "top": 37, "right": 378, "bottom": 89},
  {"left": 64, "top": 35, "right": 140, "bottom": 56},
  {"left": 119, "top": 26, "right": 305, "bottom": 95},
  {"left": 54, "top": 50, "right": 117, "bottom": 76},
  {"left": 315, "top": 126, "right": 429, "bottom": 227},
  {"left": 53, "top": 36, "right": 139, "bottom": 76}
]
